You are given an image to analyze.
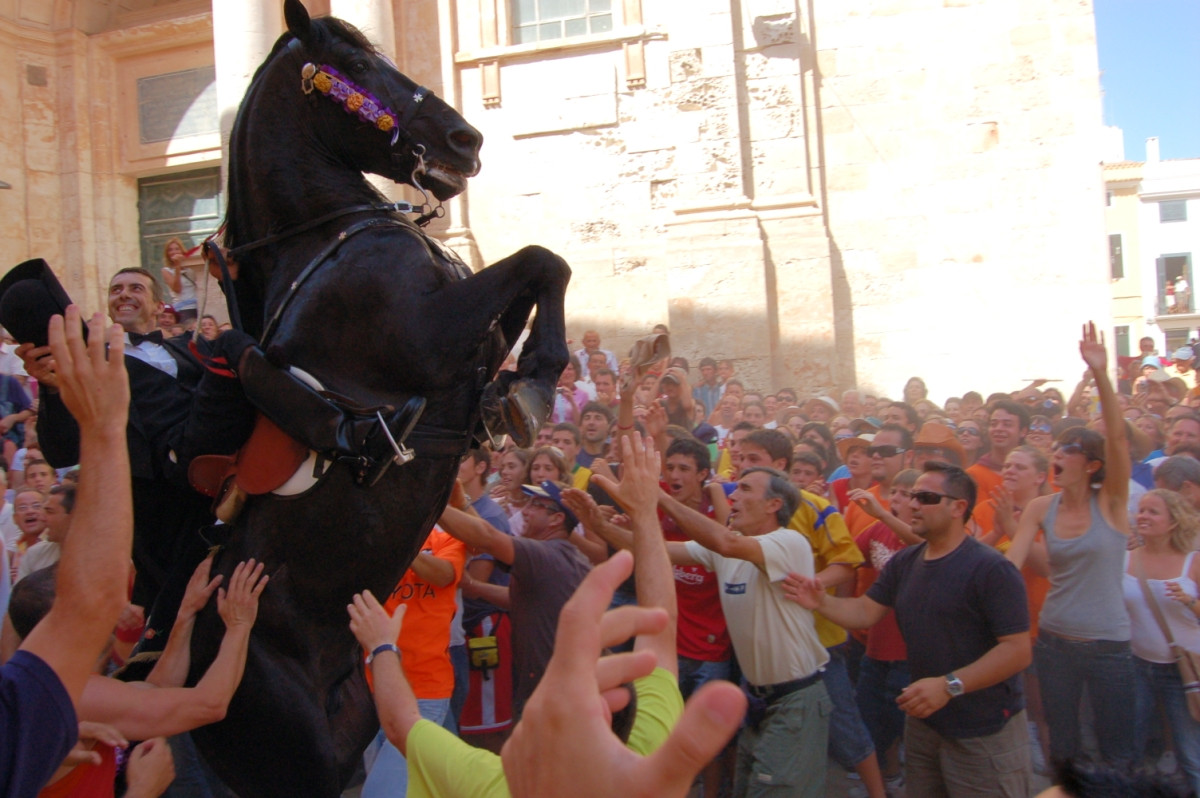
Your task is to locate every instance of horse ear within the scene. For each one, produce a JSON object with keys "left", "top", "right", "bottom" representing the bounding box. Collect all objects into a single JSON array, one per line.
[{"left": 284, "top": 0, "right": 314, "bottom": 43}]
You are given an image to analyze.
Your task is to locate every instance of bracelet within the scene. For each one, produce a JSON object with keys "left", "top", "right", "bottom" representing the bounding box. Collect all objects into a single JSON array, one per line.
[
  {"left": 616, "top": 423, "right": 634, "bottom": 430},
  {"left": 366, "top": 643, "right": 400, "bottom": 666}
]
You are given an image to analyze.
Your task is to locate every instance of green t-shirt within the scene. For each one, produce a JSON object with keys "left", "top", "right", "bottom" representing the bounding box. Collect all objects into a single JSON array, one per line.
[{"left": 406, "top": 667, "right": 683, "bottom": 798}]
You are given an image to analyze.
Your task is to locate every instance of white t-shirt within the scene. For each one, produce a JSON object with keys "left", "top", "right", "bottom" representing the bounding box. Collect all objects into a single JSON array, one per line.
[
  {"left": 685, "top": 529, "right": 829, "bottom": 686},
  {"left": 16, "top": 540, "right": 59, "bottom": 582},
  {"left": 0, "top": 504, "right": 17, "bottom": 550}
]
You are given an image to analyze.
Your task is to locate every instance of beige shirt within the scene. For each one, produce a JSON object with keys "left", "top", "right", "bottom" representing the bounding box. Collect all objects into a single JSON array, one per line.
[{"left": 686, "top": 529, "right": 829, "bottom": 685}]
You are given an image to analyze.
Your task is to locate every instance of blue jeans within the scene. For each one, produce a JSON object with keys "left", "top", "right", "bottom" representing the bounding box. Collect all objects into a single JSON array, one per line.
[
  {"left": 1134, "top": 657, "right": 1200, "bottom": 795},
  {"left": 824, "top": 645, "right": 876, "bottom": 769},
  {"left": 677, "top": 656, "right": 732, "bottom": 701},
  {"left": 1034, "top": 631, "right": 1135, "bottom": 770},
  {"left": 361, "top": 698, "right": 450, "bottom": 798},
  {"left": 444, "top": 644, "right": 469, "bottom": 736},
  {"left": 856, "top": 657, "right": 910, "bottom": 756}
]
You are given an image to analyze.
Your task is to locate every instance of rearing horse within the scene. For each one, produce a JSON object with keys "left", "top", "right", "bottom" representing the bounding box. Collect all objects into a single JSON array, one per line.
[{"left": 185, "top": 2, "right": 569, "bottom": 794}]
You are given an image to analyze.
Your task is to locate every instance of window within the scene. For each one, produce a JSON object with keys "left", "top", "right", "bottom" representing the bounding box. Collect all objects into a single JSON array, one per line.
[
  {"left": 1114, "top": 326, "right": 1130, "bottom": 358},
  {"left": 1160, "top": 200, "right": 1188, "bottom": 223},
  {"left": 137, "top": 167, "right": 223, "bottom": 278},
  {"left": 1157, "top": 253, "right": 1194, "bottom": 316},
  {"left": 1106, "top": 191, "right": 1113, "bottom": 207},
  {"left": 512, "top": 0, "right": 613, "bottom": 44},
  {"left": 1109, "top": 234, "right": 1123, "bottom": 279}
]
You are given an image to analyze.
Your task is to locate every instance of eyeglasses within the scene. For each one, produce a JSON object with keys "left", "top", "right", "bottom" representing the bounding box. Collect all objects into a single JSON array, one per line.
[
  {"left": 528, "top": 499, "right": 560, "bottom": 513},
  {"left": 956, "top": 428, "right": 981, "bottom": 437},
  {"left": 911, "top": 490, "right": 962, "bottom": 505},
  {"left": 14, "top": 503, "right": 41, "bottom": 512},
  {"left": 1051, "top": 442, "right": 1085, "bottom": 455},
  {"left": 867, "top": 445, "right": 907, "bottom": 458}
]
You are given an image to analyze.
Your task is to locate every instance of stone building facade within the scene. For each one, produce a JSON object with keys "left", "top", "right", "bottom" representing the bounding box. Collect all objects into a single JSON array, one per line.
[{"left": 0, "top": 0, "right": 1112, "bottom": 400}]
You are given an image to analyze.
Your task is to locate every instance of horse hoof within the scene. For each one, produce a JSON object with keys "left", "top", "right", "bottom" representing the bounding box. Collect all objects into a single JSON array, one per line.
[
  {"left": 503, "top": 381, "right": 550, "bottom": 448},
  {"left": 627, "top": 333, "right": 670, "bottom": 381}
]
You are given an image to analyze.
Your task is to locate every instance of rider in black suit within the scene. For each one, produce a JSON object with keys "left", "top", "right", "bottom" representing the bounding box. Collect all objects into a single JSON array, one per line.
[{"left": 24, "top": 267, "right": 257, "bottom": 637}]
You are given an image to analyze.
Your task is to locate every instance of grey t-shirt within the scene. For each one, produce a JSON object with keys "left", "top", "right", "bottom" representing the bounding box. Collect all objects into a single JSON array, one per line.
[{"left": 509, "top": 536, "right": 592, "bottom": 716}]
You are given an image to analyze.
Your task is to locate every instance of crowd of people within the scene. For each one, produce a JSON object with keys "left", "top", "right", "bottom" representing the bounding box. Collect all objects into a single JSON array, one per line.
[{"left": 4, "top": 266, "right": 1200, "bottom": 798}]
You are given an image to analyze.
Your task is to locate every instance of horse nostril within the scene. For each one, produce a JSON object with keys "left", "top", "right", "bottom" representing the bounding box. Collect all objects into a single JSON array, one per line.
[{"left": 448, "top": 127, "right": 481, "bottom": 153}]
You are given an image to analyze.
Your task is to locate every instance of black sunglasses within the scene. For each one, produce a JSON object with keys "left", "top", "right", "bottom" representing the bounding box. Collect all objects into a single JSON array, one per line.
[
  {"left": 867, "top": 445, "right": 907, "bottom": 458},
  {"left": 911, "top": 490, "right": 962, "bottom": 505}
]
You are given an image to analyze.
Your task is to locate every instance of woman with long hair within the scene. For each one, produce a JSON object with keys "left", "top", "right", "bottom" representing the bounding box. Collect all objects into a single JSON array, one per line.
[
  {"left": 955, "top": 419, "right": 985, "bottom": 466},
  {"left": 1008, "top": 323, "right": 1135, "bottom": 774},
  {"left": 1123, "top": 489, "right": 1200, "bottom": 793},
  {"left": 161, "top": 237, "right": 199, "bottom": 328}
]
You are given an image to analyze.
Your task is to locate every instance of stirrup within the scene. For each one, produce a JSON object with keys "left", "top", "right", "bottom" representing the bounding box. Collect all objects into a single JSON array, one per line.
[{"left": 355, "top": 396, "right": 426, "bottom": 486}]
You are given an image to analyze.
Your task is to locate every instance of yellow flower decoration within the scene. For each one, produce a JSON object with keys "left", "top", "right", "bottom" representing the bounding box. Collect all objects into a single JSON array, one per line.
[
  {"left": 346, "top": 93, "right": 364, "bottom": 112},
  {"left": 313, "top": 72, "right": 333, "bottom": 93},
  {"left": 376, "top": 115, "right": 395, "bottom": 132}
]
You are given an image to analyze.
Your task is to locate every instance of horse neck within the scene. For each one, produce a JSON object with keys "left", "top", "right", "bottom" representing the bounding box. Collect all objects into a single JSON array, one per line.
[{"left": 227, "top": 80, "right": 385, "bottom": 249}]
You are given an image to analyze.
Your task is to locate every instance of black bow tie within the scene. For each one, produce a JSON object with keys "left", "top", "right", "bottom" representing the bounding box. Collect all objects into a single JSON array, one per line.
[{"left": 128, "top": 330, "right": 165, "bottom": 346}]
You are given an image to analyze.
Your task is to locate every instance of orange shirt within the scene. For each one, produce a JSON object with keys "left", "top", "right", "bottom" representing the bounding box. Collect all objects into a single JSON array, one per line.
[
  {"left": 967, "top": 462, "right": 1004, "bottom": 498},
  {"left": 969, "top": 498, "right": 1049, "bottom": 638},
  {"left": 379, "top": 527, "right": 466, "bottom": 699},
  {"left": 844, "top": 483, "right": 886, "bottom": 538}
]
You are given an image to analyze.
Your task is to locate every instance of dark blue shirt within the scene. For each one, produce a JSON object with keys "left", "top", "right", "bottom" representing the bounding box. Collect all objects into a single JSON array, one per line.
[
  {"left": 868, "top": 536, "right": 1029, "bottom": 739},
  {"left": 1, "top": 650, "right": 78, "bottom": 797}
]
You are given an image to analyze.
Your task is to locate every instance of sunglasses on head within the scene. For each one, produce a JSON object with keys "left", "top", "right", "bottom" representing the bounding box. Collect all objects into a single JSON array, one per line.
[
  {"left": 911, "top": 490, "right": 962, "bottom": 505},
  {"left": 867, "top": 445, "right": 907, "bottom": 458}
]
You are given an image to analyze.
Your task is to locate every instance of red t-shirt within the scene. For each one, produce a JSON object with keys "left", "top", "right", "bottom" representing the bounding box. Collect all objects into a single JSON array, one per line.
[
  {"left": 855, "top": 521, "right": 908, "bottom": 662},
  {"left": 660, "top": 499, "right": 732, "bottom": 662}
]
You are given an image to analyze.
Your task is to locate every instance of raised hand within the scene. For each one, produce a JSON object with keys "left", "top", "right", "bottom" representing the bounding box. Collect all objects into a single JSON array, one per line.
[
  {"left": 591, "top": 434, "right": 662, "bottom": 517},
  {"left": 848, "top": 488, "right": 885, "bottom": 520},
  {"left": 177, "top": 554, "right": 222, "bottom": 623},
  {"left": 1080, "top": 321, "right": 1108, "bottom": 374},
  {"left": 781, "top": 572, "right": 827, "bottom": 610},
  {"left": 47, "top": 307, "right": 129, "bottom": 435},
  {"left": 991, "top": 487, "right": 1018, "bottom": 539},
  {"left": 216, "top": 559, "right": 268, "bottom": 630},
  {"left": 347, "top": 590, "right": 405, "bottom": 653}
]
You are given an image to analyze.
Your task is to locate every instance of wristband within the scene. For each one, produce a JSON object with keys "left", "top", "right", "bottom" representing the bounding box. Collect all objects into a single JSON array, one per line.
[
  {"left": 616, "top": 423, "right": 634, "bottom": 430},
  {"left": 366, "top": 643, "right": 400, "bottom": 666}
]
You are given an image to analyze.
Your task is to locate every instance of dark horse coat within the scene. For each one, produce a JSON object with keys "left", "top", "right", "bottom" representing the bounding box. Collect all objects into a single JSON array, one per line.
[{"left": 185, "top": 2, "right": 570, "bottom": 795}]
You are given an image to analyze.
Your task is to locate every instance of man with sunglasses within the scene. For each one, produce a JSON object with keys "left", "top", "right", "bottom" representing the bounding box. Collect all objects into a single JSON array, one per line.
[
  {"left": 785, "top": 462, "right": 1032, "bottom": 797},
  {"left": 845, "top": 425, "right": 913, "bottom": 537}
]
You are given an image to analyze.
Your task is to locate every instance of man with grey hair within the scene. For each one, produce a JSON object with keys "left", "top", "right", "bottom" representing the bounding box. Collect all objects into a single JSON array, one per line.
[
  {"left": 1155, "top": 455, "right": 1200, "bottom": 512},
  {"left": 654, "top": 466, "right": 832, "bottom": 798}
]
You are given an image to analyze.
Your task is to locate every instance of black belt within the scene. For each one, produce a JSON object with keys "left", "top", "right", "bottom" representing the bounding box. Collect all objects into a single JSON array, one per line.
[{"left": 746, "top": 669, "right": 824, "bottom": 704}]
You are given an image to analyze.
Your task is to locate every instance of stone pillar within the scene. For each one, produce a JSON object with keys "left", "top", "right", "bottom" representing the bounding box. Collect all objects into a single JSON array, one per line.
[
  {"left": 212, "top": 0, "right": 282, "bottom": 174},
  {"left": 329, "top": 0, "right": 396, "bottom": 56}
]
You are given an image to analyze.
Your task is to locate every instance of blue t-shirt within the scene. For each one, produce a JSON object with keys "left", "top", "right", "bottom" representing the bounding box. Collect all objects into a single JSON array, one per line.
[{"left": 1, "top": 650, "right": 78, "bottom": 797}]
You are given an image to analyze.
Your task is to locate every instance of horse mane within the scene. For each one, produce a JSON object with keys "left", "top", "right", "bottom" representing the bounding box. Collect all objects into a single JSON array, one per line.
[{"left": 222, "top": 14, "right": 382, "bottom": 337}]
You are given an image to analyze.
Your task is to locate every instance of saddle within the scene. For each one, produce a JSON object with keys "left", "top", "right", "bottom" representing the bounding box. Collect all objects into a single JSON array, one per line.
[{"left": 189, "top": 413, "right": 309, "bottom": 522}]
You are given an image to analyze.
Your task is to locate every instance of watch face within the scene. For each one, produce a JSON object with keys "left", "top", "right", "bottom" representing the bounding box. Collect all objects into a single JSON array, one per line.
[{"left": 946, "top": 676, "right": 965, "bottom": 696}]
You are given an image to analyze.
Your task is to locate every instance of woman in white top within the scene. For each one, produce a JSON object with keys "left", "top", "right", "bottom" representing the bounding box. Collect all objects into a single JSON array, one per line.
[
  {"left": 1123, "top": 488, "right": 1200, "bottom": 794},
  {"left": 161, "top": 237, "right": 199, "bottom": 328}
]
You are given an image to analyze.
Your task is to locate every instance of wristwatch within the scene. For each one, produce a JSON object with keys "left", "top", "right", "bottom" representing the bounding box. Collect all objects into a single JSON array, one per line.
[{"left": 944, "top": 673, "right": 965, "bottom": 697}]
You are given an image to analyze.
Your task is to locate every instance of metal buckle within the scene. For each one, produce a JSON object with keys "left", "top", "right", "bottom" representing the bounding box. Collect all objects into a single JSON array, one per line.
[{"left": 376, "top": 410, "right": 415, "bottom": 466}]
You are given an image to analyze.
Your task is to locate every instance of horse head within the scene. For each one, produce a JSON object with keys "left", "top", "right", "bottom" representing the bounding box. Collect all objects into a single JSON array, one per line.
[{"left": 224, "top": 0, "right": 483, "bottom": 336}]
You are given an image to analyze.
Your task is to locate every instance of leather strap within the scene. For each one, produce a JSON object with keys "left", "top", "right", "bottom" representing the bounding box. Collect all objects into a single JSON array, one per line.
[{"left": 1135, "top": 549, "right": 1187, "bottom": 660}]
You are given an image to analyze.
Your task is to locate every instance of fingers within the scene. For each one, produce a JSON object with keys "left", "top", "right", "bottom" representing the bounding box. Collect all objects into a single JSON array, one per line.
[
  {"left": 594, "top": 649, "right": 658, "bottom": 693},
  {"left": 642, "top": 681, "right": 745, "bottom": 793},
  {"left": 597, "top": 605, "right": 668, "bottom": 651}
]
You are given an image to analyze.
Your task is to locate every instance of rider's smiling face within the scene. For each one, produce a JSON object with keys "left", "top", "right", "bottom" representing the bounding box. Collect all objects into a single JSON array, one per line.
[{"left": 108, "top": 272, "right": 162, "bottom": 334}]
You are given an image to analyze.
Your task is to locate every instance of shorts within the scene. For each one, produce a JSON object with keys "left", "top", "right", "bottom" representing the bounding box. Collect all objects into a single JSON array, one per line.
[{"left": 459, "top": 612, "right": 514, "bottom": 734}]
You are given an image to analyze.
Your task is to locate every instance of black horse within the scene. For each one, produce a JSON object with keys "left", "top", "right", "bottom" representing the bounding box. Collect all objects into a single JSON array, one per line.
[{"left": 185, "top": 2, "right": 569, "bottom": 795}]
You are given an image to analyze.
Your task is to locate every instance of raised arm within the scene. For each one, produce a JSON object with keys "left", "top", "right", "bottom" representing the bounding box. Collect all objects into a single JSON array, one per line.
[
  {"left": 348, "top": 593, "right": 420, "bottom": 755},
  {"left": 592, "top": 435, "right": 677, "bottom": 674},
  {"left": 80, "top": 559, "right": 267, "bottom": 740},
  {"left": 1081, "top": 321, "right": 1130, "bottom": 530},
  {"left": 21, "top": 310, "right": 132, "bottom": 707},
  {"left": 144, "top": 555, "right": 223, "bottom": 688},
  {"left": 439, "top": 482, "right": 516, "bottom": 565},
  {"left": 657, "top": 490, "right": 763, "bottom": 567}
]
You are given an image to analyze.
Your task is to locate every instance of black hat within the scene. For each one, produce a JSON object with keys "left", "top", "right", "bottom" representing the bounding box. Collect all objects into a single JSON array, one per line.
[{"left": 0, "top": 259, "right": 76, "bottom": 348}]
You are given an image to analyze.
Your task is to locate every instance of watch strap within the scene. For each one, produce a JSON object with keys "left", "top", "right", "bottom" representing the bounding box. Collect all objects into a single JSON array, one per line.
[{"left": 366, "top": 643, "right": 400, "bottom": 665}]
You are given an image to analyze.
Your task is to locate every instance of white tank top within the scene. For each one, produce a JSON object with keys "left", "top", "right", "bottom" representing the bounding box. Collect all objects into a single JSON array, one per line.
[{"left": 1123, "top": 550, "right": 1200, "bottom": 663}]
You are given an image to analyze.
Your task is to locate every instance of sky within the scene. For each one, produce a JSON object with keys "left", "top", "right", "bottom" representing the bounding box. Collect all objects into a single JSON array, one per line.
[{"left": 1093, "top": 0, "right": 1200, "bottom": 162}]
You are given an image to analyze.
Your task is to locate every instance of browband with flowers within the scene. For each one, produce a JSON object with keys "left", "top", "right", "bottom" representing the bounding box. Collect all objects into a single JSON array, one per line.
[{"left": 301, "top": 62, "right": 419, "bottom": 146}]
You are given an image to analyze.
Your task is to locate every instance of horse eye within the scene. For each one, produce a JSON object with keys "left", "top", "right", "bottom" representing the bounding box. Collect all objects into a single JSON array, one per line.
[{"left": 349, "top": 61, "right": 369, "bottom": 75}]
